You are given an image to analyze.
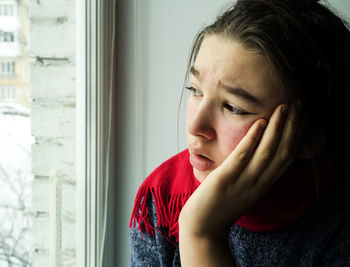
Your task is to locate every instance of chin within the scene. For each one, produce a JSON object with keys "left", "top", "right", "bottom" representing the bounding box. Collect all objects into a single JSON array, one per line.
[{"left": 193, "top": 168, "right": 210, "bottom": 182}]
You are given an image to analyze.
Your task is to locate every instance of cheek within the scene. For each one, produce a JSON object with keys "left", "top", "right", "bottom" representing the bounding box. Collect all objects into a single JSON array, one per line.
[
  {"left": 186, "top": 99, "right": 196, "bottom": 130},
  {"left": 218, "top": 120, "right": 253, "bottom": 157},
  {"left": 186, "top": 102, "right": 193, "bottom": 123}
]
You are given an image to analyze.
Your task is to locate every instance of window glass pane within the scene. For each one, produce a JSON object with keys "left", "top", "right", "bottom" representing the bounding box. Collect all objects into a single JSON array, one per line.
[
  {"left": 0, "top": 0, "right": 32, "bottom": 266},
  {"left": 0, "top": 0, "right": 77, "bottom": 266},
  {"left": 0, "top": 61, "right": 15, "bottom": 75},
  {"left": 0, "top": 4, "right": 15, "bottom": 17},
  {"left": 8, "top": 5, "right": 14, "bottom": 16}
]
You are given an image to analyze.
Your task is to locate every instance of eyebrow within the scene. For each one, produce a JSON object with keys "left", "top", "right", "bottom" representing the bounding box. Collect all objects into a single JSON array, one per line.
[
  {"left": 190, "top": 66, "right": 200, "bottom": 77},
  {"left": 219, "top": 82, "right": 263, "bottom": 105},
  {"left": 190, "top": 66, "right": 263, "bottom": 105}
]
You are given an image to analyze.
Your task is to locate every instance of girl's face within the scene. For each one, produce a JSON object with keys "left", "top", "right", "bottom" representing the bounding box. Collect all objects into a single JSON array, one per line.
[{"left": 186, "top": 35, "right": 285, "bottom": 182}]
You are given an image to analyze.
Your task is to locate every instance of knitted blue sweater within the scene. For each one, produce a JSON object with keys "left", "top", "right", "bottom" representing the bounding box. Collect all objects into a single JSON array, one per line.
[{"left": 130, "top": 170, "right": 350, "bottom": 266}]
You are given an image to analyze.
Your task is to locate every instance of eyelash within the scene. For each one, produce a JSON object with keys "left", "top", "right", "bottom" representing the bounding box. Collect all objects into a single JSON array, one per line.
[
  {"left": 223, "top": 103, "right": 249, "bottom": 115},
  {"left": 186, "top": 86, "right": 202, "bottom": 96},
  {"left": 185, "top": 86, "right": 249, "bottom": 115}
]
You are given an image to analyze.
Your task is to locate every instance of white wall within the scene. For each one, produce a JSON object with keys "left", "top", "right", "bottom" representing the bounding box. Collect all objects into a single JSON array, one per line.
[{"left": 329, "top": 0, "right": 350, "bottom": 21}]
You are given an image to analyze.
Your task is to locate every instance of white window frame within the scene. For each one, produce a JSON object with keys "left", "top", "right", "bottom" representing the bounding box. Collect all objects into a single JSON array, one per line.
[
  {"left": 77, "top": 0, "right": 116, "bottom": 266},
  {"left": 1, "top": 61, "right": 15, "bottom": 75},
  {"left": 0, "top": 4, "right": 14, "bottom": 16},
  {"left": 0, "top": 86, "right": 15, "bottom": 100},
  {"left": 0, "top": 86, "right": 16, "bottom": 101}
]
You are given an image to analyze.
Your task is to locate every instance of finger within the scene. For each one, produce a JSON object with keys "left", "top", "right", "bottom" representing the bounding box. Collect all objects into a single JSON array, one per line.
[
  {"left": 241, "top": 104, "right": 289, "bottom": 182},
  {"left": 216, "top": 118, "right": 267, "bottom": 181},
  {"left": 257, "top": 105, "right": 298, "bottom": 189}
]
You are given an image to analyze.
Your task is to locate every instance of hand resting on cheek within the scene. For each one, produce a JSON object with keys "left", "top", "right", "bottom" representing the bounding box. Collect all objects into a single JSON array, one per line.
[{"left": 179, "top": 104, "right": 297, "bottom": 267}]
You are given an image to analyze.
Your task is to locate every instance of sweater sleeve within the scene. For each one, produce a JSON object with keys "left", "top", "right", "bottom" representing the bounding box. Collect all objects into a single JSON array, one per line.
[{"left": 129, "top": 194, "right": 181, "bottom": 267}]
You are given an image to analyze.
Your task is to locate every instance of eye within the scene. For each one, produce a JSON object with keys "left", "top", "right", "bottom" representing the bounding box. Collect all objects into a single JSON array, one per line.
[
  {"left": 223, "top": 103, "right": 250, "bottom": 115},
  {"left": 186, "top": 86, "right": 202, "bottom": 96}
]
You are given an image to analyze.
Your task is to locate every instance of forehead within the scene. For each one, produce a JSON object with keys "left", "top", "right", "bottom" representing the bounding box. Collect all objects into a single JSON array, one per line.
[{"left": 193, "top": 35, "right": 285, "bottom": 104}]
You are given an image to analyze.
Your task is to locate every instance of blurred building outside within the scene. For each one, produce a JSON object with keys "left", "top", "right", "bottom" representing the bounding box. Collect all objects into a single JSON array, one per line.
[{"left": 0, "top": 0, "right": 30, "bottom": 109}]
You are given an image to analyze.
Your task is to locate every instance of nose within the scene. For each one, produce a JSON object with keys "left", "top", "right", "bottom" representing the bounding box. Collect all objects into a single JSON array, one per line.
[{"left": 187, "top": 100, "right": 216, "bottom": 141}]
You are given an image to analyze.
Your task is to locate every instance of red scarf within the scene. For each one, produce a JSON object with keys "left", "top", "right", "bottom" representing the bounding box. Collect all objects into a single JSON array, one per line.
[{"left": 130, "top": 149, "right": 332, "bottom": 242}]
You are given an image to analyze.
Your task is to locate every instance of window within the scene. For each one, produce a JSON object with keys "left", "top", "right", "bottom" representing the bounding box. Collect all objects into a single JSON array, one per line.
[
  {"left": 0, "top": 61, "right": 15, "bottom": 76},
  {"left": 0, "top": 4, "right": 14, "bottom": 16},
  {"left": 0, "top": 31, "right": 15, "bottom": 42},
  {"left": 0, "top": 0, "right": 117, "bottom": 266},
  {"left": 0, "top": 86, "right": 15, "bottom": 100}
]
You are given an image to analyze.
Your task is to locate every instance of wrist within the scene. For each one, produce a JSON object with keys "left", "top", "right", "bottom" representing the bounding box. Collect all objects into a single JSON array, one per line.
[
  {"left": 179, "top": 225, "right": 235, "bottom": 267},
  {"left": 179, "top": 207, "right": 231, "bottom": 239}
]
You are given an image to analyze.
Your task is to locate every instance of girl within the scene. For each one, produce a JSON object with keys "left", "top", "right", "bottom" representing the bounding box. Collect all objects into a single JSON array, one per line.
[{"left": 130, "top": 0, "right": 350, "bottom": 266}]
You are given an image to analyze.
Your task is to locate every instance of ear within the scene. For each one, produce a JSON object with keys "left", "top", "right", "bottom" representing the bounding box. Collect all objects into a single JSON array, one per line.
[{"left": 298, "top": 135, "right": 328, "bottom": 159}]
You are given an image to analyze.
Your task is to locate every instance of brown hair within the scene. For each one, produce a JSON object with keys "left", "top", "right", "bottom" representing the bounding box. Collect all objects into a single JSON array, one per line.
[{"left": 185, "top": 0, "right": 350, "bottom": 167}]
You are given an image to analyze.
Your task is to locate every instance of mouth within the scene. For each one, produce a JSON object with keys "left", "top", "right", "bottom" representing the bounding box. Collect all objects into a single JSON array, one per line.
[{"left": 189, "top": 145, "right": 215, "bottom": 172}]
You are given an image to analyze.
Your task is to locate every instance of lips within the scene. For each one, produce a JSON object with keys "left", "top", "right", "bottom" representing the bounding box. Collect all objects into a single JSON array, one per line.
[{"left": 189, "top": 145, "right": 215, "bottom": 172}]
